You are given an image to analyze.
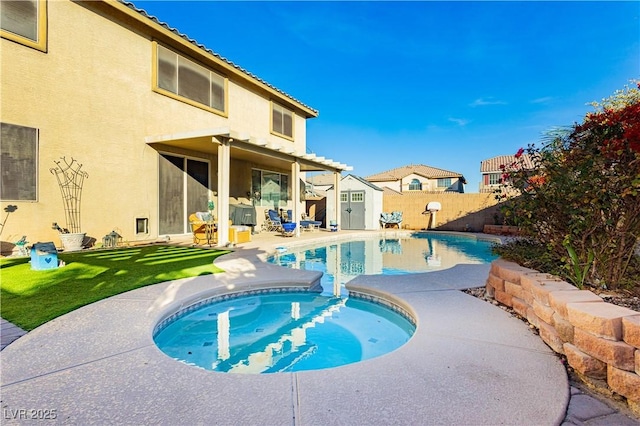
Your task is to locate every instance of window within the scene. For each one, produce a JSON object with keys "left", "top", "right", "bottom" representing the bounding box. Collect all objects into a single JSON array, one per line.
[
  {"left": 271, "top": 102, "right": 294, "bottom": 139},
  {"left": 251, "top": 169, "right": 289, "bottom": 208},
  {"left": 154, "top": 43, "right": 226, "bottom": 114},
  {"left": 340, "top": 193, "right": 348, "bottom": 203},
  {"left": 488, "top": 173, "right": 501, "bottom": 185},
  {"left": 351, "top": 192, "right": 364, "bottom": 202},
  {"left": 0, "top": 0, "right": 47, "bottom": 51},
  {"left": 437, "top": 178, "right": 452, "bottom": 188},
  {"left": 408, "top": 178, "right": 422, "bottom": 191},
  {"left": 1, "top": 123, "right": 38, "bottom": 201}
]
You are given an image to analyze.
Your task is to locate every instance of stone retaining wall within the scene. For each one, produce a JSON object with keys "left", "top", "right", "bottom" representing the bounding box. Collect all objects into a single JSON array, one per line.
[{"left": 486, "top": 259, "right": 640, "bottom": 415}]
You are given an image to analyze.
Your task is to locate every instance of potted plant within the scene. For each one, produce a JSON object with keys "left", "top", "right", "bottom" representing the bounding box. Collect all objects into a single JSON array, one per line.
[{"left": 50, "top": 157, "right": 88, "bottom": 251}]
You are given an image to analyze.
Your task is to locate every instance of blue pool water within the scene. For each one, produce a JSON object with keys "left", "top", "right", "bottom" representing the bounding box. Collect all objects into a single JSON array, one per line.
[
  {"left": 154, "top": 290, "right": 415, "bottom": 374},
  {"left": 268, "top": 232, "right": 498, "bottom": 295}
]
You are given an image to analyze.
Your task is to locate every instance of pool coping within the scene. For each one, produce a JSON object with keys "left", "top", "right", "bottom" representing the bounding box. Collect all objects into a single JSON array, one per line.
[{"left": 0, "top": 231, "right": 568, "bottom": 425}]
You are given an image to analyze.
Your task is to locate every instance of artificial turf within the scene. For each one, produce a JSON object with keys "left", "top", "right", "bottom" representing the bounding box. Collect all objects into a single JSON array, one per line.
[{"left": 0, "top": 245, "right": 227, "bottom": 331}]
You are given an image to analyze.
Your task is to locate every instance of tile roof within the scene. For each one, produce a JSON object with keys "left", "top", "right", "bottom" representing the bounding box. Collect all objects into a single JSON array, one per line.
[
  {"left": 306, "top": 173, "right": 336, "bottom": 186},
  {"left": 480, "top": 154, "right": 535, "bottom": 173},
  {"left": 365, "top": 164, "right": 464, "bottom": 182},
  {"left": 119, "top": 1, "right": 317, "bottom": 115}
]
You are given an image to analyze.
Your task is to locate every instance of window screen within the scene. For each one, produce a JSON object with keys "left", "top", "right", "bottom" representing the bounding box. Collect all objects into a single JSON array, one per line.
[
  {"left": 1, "top": 0, "right": 38, "bottom": 42},
  {"left": 272, "top": 103, "right": 293, "bottom": 138},
  {"left": 1, "top": 123, "right": 38, "bottom": 201}
]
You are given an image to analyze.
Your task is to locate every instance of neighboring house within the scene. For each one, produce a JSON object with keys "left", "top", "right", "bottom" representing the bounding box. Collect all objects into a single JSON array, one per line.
[
  {"left": 479, "top": 154, "right": 534, "bottom": 193},
  {"left": 305, "top": 173, "right": 336, "bottom": 197},
  {"left": 365, "top": 164, "right": 466, "bottom": 193},
  {"left": 0, "top": 0, "right": 350, "bottom": 248},
  {"left": 326, "top": 175, "right": 383, "bottom": 230}
]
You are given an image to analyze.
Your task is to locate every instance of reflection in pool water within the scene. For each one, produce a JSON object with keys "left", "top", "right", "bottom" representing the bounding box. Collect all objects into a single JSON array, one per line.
[
  {"left": 154, "top": 291, "right": 415, "bottom": 374},
  {"left": 268, "top": 232, "right": 498, "bottom": 295}
]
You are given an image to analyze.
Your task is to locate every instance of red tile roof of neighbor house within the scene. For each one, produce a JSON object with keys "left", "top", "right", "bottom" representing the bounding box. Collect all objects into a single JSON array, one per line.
[
  {"left": 480, "top": 154, "right": 535, "bottom": 173},
  {"left": 365, "top": 164, "right": 464, "bottom": 182}
]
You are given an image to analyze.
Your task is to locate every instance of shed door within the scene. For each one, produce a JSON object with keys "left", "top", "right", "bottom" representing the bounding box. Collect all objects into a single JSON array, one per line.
[{"left": 340, "top": 190, "right": 365, "bottom": 230}]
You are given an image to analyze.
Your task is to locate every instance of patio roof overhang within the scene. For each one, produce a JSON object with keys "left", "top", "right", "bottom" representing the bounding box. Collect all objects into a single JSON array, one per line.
[{"left": 144, "top": 127, "right": 352, "bottom": 173}]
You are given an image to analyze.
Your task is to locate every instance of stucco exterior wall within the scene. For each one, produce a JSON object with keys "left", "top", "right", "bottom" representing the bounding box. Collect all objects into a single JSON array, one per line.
[{"left": 1, "top": 1, "right": 307, "bottom": 247}]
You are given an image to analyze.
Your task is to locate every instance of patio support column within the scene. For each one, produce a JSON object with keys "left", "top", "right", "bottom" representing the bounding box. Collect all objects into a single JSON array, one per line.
[
  {"left": 291, "top": 161, "right": 301, "bottom": 237},
  {"left": 332, "top": 171, "right": 341, "bottom": 230},
  {"left": 216, "top": 138, "right": 231, "bottom": 246}
]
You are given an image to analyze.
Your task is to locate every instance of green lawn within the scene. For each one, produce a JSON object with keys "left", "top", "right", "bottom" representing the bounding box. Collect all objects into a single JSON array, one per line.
[{"left": 0, "top": 245, "right": 228, "bottom": 331}]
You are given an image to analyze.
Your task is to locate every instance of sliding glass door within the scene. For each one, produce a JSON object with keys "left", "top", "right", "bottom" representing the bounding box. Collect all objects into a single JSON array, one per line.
[{"left": 159, "top": 153, "right": 209, "bottom": 235}]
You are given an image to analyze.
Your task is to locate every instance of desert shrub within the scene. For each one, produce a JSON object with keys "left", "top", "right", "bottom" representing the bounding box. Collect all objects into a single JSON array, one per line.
[{"left": 496, "top": 82, "right": 640, "bottom": 290}]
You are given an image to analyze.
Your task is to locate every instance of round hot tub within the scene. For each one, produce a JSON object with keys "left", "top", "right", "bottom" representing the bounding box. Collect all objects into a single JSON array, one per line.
[{"left": 154, "top": 288, "right": 415, "bottom": 374}]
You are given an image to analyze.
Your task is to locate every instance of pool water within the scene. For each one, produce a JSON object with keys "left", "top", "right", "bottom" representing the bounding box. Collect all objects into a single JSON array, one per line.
[
  {"left": 154, "top": 291, "right": 415, "bottom": 374},
  {"left": 268, "top": 232, "right": 497, "bottom": 295}
]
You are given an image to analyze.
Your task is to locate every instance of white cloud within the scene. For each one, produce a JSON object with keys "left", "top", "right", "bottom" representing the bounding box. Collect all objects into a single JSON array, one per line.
[
  {"left": 530, "top": 96, "right": 554, "bottom": 104},
  {"left": 469, "top": 98, "right": 507, "bottom": 107},
  {"left": 448, "top": 117, "right": 470, "bottom": 126}
]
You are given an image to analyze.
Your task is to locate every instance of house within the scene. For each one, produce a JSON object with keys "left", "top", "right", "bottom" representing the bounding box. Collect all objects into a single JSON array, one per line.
[
  {"left": 305, "top": 173, "right": 335, "bottom": 197},
  {"left": 479, "top": 154, "right": 534, "bottom": 193},
  {"left": 365, "top": 164, "right": 466, "bottom": 193},
  {"left": 326, "top": 175, "right": 383, "bottom": 230},
  {"left": 0, "top": 0, "right": 351, "bottom": 250}
]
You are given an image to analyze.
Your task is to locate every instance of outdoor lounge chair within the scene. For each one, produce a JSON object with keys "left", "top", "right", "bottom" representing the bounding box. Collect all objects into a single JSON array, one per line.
[
  {"left": 380, "top": 211, "right": 403, "bottom": 229},
  {"left": 300, "top": 213, "right": 322, "bottom": 232},
  {"left": 262, "top": 209, "right": 283, "bottom": 232}
]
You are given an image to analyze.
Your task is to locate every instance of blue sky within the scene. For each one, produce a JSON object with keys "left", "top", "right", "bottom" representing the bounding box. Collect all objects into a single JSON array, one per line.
[{"left": 134, "top": 1, "right": 639, "bottom": 192}]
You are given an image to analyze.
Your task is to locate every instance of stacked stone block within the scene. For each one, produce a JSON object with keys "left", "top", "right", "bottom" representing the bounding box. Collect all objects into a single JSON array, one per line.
[{"left": 485, "top": 259, "right": 640, "bottom": 415}]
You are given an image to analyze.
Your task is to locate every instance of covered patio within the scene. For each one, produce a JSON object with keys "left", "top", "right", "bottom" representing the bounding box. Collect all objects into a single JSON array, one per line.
[{"left": 145, "top": 127, "right": 352, "bottom": 246}]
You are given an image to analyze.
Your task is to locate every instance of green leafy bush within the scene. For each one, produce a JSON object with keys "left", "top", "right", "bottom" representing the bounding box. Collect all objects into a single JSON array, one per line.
[{"left": 495, "top": 82, "right": 640, "bottom": 290}]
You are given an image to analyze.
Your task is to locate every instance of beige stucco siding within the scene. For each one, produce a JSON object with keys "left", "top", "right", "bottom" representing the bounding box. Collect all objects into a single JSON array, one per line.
[{"left": 0, "top": 0, "right": 307, "bottom": 245}]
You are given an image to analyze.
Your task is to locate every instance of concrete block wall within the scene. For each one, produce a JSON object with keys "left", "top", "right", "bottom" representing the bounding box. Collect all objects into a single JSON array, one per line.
[
  {"left": 486, "top": 259, "right": 640, "bottom": 415},
  {"left": 382, "top": 192, "right": 500, "bottom": 232}
]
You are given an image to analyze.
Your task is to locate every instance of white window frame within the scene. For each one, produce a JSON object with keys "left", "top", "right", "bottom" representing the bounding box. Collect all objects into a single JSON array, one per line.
[
  {"left": 408, "top": 178, "right": 422, "bottom": 191},
  {"left": 437, "top": 178, "right": 452, "bottom": 188},
  {"left": 488, "top": 173, "right": 502, "bottom": 185}
]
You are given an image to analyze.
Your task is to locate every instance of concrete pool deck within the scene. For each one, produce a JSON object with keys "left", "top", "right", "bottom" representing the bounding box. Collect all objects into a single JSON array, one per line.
[{"left": 1, "top": 231, "right": 637, "bottom": 425}]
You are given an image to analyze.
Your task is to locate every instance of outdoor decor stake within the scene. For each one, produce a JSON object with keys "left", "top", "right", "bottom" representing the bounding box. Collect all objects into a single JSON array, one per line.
[{"left": 50, "top": 157, "right": 88, "bottom": 234}]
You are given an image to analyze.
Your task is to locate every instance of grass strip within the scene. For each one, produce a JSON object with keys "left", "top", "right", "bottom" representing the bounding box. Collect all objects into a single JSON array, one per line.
[{"left": 0, "top": 245, "right": 227, "bottom": 331}]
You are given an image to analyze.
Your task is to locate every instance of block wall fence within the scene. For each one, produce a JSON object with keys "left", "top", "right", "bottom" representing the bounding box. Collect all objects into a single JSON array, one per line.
[
  {"left": 486, "top": 259, "right": 640, "bottom": 415},
  {"left": 382, "top": 192, "right": 500, "bottom": 232}
]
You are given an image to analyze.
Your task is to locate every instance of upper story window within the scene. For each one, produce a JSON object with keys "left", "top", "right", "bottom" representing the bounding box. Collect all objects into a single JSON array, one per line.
[
  {"left": 1, "top": 123, "right": 38, "bottom": 201},
  {"left": 154, "top": 43, "right": 227, "bottom": 115},
  {"left": 408, "top": 178, "right": 422, "bottom": 191},
  {"left": 488, "top": 173, "right": 501, "bottom": 185},
  {"left": 0, "top": 0, "right": 47, "bottom": 51},
  {"left": 271, "top": 102, "right": 294, "bottom": 139},
  {"left": 437, "top": 178, "right": 452, "bottom": 188}
]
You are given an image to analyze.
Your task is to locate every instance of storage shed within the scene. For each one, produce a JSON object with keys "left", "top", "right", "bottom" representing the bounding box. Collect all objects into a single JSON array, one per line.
[{"left": 326, "top": 175, "right": 383, "bottom": 230}]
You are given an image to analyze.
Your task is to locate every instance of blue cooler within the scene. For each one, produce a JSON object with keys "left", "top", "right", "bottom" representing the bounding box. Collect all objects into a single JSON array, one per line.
[
  {"left": 31, "top": 242, "right": 58, "bottom": 270},
  {"left": 282, "top": 222, "right": 296, "bottom": 236}
]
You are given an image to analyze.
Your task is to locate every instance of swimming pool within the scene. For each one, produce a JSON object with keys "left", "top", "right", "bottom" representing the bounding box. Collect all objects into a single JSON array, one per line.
[
  {"left": 154, "top": 289, "right": 415, "bottom": 374},
  {"left": 268, "top": 232, "right": 498, "bottom": 295}
]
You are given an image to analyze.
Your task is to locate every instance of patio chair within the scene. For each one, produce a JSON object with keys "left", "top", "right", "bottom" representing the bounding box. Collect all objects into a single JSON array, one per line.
[
  {"left": 189, "top": 212, "right": 215, "bottom": 245},
  {"left": 262, "top": 209, "right": 283, "bottom": 232},
  {"left": 380, "top": 211, "right": 403, "bottom": 229},
  {"left": 300, "top": 213, "right": 321, "bottom": 232}
]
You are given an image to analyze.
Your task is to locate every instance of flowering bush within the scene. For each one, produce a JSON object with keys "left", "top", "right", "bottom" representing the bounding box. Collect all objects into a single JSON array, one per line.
[{"left": 495, "top": 82, "right": 640, "bottom": 290}]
